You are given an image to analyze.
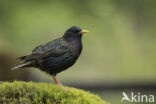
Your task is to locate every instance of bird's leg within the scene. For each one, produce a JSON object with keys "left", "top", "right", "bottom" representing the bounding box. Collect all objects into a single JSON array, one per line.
[{"left": 52, "top": 75, "right": 67, "bottom": 91}]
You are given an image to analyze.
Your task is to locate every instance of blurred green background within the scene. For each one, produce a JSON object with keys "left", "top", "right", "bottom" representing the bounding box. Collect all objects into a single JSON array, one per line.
[{"left": 0, "top": 0, "right": 156, "bottom": 104}]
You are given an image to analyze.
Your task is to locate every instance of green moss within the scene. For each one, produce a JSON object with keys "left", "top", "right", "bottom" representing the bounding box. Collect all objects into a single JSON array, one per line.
[{"left": 0, "top": 81, "right": 109, "bottom": 104}]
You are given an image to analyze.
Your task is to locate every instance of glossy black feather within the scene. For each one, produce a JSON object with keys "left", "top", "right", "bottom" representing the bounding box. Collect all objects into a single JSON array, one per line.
[{"left": 16, "top": 26, "right": 84, "bottom": 75}]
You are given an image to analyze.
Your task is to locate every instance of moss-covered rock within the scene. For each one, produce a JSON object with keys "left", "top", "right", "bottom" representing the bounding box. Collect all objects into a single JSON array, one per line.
[{"left": 0, "top": 81, "right": 109, "bottom": 104}]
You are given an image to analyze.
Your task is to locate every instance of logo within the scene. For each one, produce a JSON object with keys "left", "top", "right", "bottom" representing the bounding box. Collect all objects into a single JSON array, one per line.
[{"left": 121, "top": 92, "right": 154, "bottom": 103}]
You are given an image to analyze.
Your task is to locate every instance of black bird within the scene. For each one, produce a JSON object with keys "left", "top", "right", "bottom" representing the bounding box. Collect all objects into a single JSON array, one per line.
[{"left": 12, "top": 26, "right": 89, "bottom": 90}]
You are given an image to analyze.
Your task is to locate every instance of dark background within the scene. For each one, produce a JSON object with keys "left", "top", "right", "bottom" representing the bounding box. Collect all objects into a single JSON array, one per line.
[{"left": 0, "top": 0, "right": 156, "bottom": 104}]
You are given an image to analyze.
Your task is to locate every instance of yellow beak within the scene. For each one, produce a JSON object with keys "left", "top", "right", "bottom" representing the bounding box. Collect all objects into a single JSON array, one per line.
[{"left": 80, "top": 30, "right": 89, "bottom": 34}]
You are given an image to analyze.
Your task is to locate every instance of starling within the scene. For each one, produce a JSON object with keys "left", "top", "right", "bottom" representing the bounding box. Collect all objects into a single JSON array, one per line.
[{"left": 12, "top": 26, "right": 89, "bottom": 90}]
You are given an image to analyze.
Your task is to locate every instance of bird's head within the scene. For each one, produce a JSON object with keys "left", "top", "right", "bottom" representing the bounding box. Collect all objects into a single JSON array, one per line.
[{"left": 63, "top": 26, "right": 89, "bottom": 42}]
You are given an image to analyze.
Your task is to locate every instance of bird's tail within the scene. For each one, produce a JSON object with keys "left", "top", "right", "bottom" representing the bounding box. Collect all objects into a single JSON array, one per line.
[{"left": 11, "top": 61, "right": 32, "bottom": 70}]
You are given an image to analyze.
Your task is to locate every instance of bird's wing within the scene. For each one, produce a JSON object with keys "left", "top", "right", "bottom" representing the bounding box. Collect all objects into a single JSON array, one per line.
[{"left": 19, "top": 38, "right": 69, "bottom": 61}]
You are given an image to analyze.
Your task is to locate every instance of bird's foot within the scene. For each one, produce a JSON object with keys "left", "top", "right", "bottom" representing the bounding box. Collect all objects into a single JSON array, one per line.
[
  {"left": 52, "top": 75, "right": 69, "bottom": 92},
  {"left": 59, "top": 85, "right": 68, "bottom": 91}
]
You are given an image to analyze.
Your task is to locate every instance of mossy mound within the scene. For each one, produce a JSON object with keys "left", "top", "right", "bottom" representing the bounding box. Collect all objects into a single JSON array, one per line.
[{"left": 0, "top": 81, "right": 109, "bottom": 104}]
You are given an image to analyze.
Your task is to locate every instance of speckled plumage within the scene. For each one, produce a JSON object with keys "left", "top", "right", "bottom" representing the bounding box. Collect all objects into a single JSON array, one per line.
[{"left": 12, "top": 26, "right": 87, "bottom": 75}]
